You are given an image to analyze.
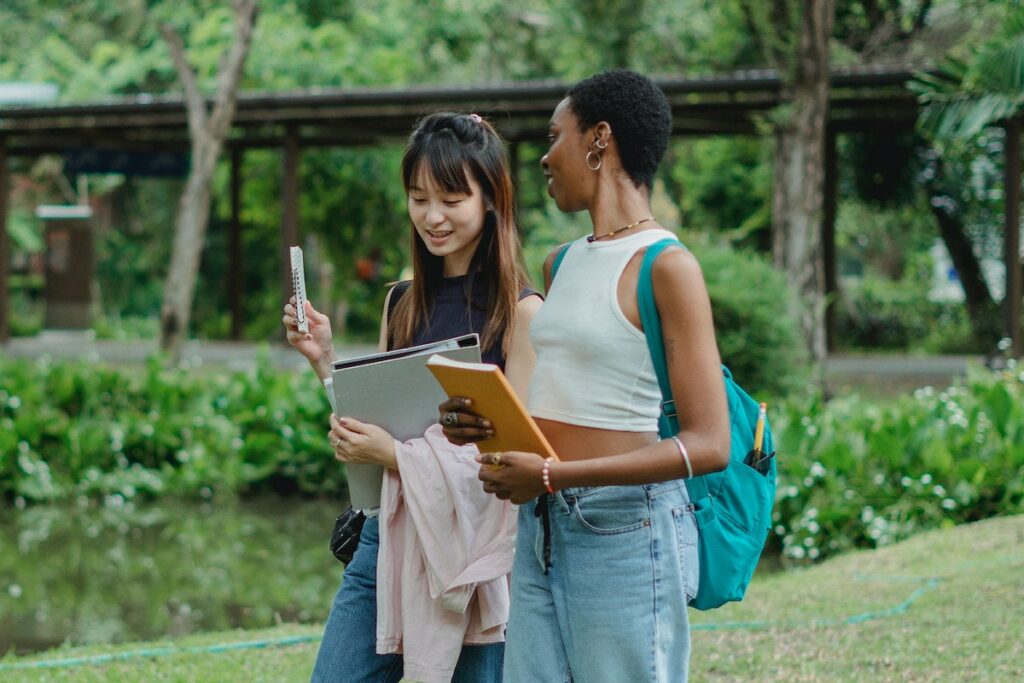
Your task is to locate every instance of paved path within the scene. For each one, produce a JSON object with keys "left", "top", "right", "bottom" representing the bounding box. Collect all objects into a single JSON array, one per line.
[
  {"left": 3, "top": 333, "right": 984, "bottom": 386},
  {"left": 1, "top": 331, "right": 378, "bottom": 372}
]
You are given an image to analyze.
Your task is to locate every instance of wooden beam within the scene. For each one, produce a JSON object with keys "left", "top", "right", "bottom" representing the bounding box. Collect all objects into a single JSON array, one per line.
[
  {"left": 823, "top": 128, "right": 838, "bottom": 352},
  {"left": 281, "top": 127, "right": 300, "bottom": 331},
  {"left": 229, "top": 147, "right": 244, "bottom": 340},
  {"left": 0, "top": 137, "right": 9, "bottom": 343},
  {"left": 1005, "top": 118, "right": 1022, "bottom": 358}
]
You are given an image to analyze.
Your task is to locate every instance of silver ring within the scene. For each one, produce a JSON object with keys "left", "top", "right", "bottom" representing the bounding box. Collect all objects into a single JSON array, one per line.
[
  {"left": 492, "top": 453, "right": 501, "bottom": 467},
  {"left": 442, "top": 412, "right": 458, "bottom": 427}
]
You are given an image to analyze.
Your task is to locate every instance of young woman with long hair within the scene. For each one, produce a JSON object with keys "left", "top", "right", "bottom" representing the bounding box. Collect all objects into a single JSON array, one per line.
[{"left": 284, "top": 111, "right": 540, "bottom": 683}]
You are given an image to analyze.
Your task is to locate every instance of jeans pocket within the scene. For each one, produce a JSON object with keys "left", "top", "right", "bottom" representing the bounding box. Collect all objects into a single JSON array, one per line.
[
  {"left": 672, "top": 505, "right": 700, "bottom": 600},
  {"left": 570, "top": 486, "right": 650, "bottom": 535}
]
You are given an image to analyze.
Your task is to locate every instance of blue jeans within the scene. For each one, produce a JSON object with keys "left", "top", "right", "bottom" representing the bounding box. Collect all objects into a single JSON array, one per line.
[
  {"left": 310, "top": 515, "right": 505, "bottom": 682},
  {"left": 503, "top": 482, "right": 698, "bottom": 683}
]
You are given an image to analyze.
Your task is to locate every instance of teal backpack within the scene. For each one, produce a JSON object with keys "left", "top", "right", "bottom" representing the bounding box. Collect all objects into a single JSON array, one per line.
[{"left": 551, "top": 237, "right": 777, "bottom": 610}]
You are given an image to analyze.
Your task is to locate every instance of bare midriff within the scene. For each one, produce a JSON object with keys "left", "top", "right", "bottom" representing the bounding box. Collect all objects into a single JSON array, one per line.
[{"left": 535, "top": 417, "right": 658, "bottom": 461}]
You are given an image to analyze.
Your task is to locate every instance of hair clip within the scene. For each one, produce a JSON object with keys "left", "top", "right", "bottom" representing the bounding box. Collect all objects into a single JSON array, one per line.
[{"left": 468, "top": 113, "right": 483, "bottom": 124}]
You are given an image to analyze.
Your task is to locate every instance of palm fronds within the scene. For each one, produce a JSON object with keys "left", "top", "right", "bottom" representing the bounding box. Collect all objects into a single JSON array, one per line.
[{"left": 911, "top": 8, "right": 1024, "bottom": 146}]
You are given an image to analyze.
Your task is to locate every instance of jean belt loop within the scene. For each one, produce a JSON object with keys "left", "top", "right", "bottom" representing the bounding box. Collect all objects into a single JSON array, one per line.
[{"left": 554, "top": 490, "right": 571, "bottom": 515}]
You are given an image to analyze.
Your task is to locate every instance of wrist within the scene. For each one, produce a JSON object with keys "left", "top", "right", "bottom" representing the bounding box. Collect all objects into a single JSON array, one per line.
[
  {"left": 312, "top": 351, "right": 335, "bottom": 380},
  {"left": 541, "top": 457, "right": 556, "bottom": 494}
]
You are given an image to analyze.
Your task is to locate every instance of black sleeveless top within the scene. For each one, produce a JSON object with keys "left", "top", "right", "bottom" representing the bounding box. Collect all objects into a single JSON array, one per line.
[{"left": 386, "top": 276, "right": 538, "bottom": 368}]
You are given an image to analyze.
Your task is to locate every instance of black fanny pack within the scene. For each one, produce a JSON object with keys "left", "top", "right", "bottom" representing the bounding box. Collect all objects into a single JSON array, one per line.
[{"left": 330, "top": 507, "right": 366, "bottom": 564}]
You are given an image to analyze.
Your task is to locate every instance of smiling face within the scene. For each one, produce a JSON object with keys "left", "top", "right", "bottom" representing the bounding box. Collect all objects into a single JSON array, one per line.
[
  {"left": 541, "top": 97, "right": 595, "bottom": 213},
  {"left": 407, "top": 164, "right": 487, "bottom": 277}
]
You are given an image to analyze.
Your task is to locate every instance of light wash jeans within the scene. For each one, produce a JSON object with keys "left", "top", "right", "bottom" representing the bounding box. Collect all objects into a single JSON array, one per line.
[
  {"left": 503, "top": 481, "right": 699, "bottom": 683},
  {"left": 310, "top": 516, "right": 505, "bottom": 683}
]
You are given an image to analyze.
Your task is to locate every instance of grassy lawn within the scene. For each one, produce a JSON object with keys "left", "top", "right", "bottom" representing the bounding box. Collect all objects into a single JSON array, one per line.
[{"left": 2, "top": 515, "right": 1021, "bottom": 682}]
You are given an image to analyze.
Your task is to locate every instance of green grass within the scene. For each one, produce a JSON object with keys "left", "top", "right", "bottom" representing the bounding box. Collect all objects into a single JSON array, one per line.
[{"left": 3, "top": 515, "right": 1022, "bottom": 682}]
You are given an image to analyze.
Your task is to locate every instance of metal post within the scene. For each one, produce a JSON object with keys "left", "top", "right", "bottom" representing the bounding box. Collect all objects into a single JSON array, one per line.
[
  {"left": 1005, "top": 118, "right": 1022, "bottom": 358},
  {"left": 0, "top": 138, "right": 9, "bottom": 344},
  {"left": 281, "top": 128, "right": 300, "bottom": 332},
  {"left": 229, "top": 146, "right": 244, "bottom": 340},
  {"left": 822, "top": 128, "right": 838, "bottom": 353}
]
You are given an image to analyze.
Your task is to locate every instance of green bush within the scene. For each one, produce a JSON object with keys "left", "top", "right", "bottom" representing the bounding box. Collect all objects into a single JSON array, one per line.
[
  {"left": 772, "top": 364, "right": 1024, "bottom": 563},
  {"left": 0, "top": 354, "right": 342, "bottom": 503},
  {"left": 834, "top": 276, "right": 983, "bottom": 353},
  {"left": 688, "top": 238, "right": 806, "bottom": 397}
]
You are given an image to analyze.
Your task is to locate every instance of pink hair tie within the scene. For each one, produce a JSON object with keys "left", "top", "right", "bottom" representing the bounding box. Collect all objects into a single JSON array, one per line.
[{"left": 468, "top": 113, "right": 483, "bottom": 124}]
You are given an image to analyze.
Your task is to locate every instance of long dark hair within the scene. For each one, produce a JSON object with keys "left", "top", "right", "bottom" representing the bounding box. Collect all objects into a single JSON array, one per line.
[{"left": 389, "top": 112, "right": 530, "bottom": 356}]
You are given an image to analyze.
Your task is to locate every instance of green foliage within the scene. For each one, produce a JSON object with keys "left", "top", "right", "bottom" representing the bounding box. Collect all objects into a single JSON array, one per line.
[
  {"left": 687, "top": 237, "right": 806, "bottom": 397},
  {"left": 664, "top": 137, "right": 772, "bottom": 245},
  {"left": 772, "top": 366, "right": 1024, "bottom": 563},
  {"left": 0, "top": 354, "right": 342, "bottom": 503},
  {"left": 832, "top": 198, "right": 992, "bottom": 354},
  {"left": 836, "top": 277, "right": 958, "bottom": 350},
  {"left": 912, "top": 3, "right": 1024, "bottom": 148}
]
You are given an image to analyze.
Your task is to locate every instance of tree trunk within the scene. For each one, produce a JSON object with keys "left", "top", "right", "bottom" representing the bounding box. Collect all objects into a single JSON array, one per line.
[
  {"left": 930, "top": 200, "right": 1001, "bottom": 343},
  {"left": 771, "top": 0, "right": 835, "bottom": 365},
  {"left": 159, "top": 0, "right": 258, "bottom": 360},
  {"left": 160, "top": 147, "right": 218, "bottom": 352}
]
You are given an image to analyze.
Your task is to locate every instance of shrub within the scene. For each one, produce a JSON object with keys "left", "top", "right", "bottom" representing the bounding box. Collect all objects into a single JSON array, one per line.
[
  {"left": 688, "top": 238, "right": 806, "bottom": 397},
  {"left": 0, "top": 354, "right": 342, "bottom": 503},
  {"left": 771, "top": 364, "right": 1024, "bottom": 563}
]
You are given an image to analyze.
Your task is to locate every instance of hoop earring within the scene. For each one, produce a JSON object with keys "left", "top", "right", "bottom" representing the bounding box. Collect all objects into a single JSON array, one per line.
[
  {"left": 586, "top": 150, "right": 602, "bottom": 171},
  {"left": 595, "top": 139, "right": 608, "bottom": 150}
]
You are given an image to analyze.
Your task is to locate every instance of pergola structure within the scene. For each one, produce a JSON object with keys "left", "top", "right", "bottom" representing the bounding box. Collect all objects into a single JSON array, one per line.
[{"left": 0, "top": 65, "right": 1020, "bottom": 355}]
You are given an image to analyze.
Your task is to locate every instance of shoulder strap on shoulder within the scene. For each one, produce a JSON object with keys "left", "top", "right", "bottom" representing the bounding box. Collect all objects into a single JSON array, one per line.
[
  {"left": 636, "top": 238, "right": 683, "bottom": 431},
  {"left": 636, "top": 238, "right": 711, "bottom": 503},
  {"left": 549, "top": 243, "right": 572, "bottom": 281}
]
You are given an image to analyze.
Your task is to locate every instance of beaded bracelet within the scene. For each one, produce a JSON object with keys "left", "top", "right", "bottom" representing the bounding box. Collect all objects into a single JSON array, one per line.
[
  {"left": 541, "top": 457, "right": 555, "bottom": 494},
  {"left": 671, "top": 436, "right": 693, "bottom": 479}
]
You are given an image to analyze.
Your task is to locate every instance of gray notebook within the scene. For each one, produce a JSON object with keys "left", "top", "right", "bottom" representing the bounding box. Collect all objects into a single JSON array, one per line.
[{"left": 330, "top": 333, "right": 481, "bottom": 509}]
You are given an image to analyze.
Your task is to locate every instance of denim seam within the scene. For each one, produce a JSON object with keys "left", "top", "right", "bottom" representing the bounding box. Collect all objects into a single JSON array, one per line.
[
  {"left": 650, "top": 497, "right": 662, "bottom": 683},
  {"left": 646, "top": 480, "right": 685, "bottom": 499},
  {"left": 570, "top": 500, "right": 649, "bottom": 535}
]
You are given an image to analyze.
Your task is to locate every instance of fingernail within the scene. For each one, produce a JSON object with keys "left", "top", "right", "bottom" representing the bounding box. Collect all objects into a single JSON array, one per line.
[
  {"left": 463, "top": 399, "right": 472, "bottom": 406},
  {"left": 482, "top": 420, "right": 492, "bottom": 428},
  {"left": 305, "top": 334, "right": 312, "bottom": 340},
  {"left": 339, "top": 418, "right": 348, "bottom": 426},
  {"left": 486, "top": 430, "right": 495, "bottom": 437}
]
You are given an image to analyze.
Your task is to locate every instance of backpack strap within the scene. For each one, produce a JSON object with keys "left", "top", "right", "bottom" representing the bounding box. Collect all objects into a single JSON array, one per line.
[
  {"left": 636, "top": 238, "right": 712, "bottom": 506},
  {"left": 549, "top": 242, "right": 572, "bottom": 281}
]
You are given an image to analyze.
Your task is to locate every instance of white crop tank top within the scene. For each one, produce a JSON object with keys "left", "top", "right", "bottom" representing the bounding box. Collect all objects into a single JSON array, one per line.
[{"left": 527, "top": 228, "right": 677, "bottom": 432}]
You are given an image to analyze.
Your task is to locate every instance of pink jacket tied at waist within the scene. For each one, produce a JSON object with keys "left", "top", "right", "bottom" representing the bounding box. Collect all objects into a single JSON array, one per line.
[{"left": 376, "top": 423, "right": 516, "bottom": 683}]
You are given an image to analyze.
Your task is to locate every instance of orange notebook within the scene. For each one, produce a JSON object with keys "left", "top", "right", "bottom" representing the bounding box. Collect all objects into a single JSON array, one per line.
[{"left": 426, "top": 354, "right": 558, "bottom": 460}]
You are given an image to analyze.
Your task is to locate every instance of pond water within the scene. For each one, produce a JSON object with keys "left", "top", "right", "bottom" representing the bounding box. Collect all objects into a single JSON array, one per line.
[{"left": 0, "top": 496, "right": 345, "bottom": 655}]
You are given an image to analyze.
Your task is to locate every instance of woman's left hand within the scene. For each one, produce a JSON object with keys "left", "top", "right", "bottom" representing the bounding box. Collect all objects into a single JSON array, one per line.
[
  {"left": 328, "top": 414, "right": 397, "bottom": 469},
  {"left": 476, "top": 451, "right": 548, "bottom": 504}
]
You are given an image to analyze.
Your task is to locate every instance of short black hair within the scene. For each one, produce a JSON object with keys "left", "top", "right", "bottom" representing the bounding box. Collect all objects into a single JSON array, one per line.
[{"left": 567, "top": 69, "right": 671, "bottom": 190}]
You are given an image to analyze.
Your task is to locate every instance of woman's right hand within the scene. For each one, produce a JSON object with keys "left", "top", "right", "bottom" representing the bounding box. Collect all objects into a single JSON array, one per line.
[
  {"left": 438, "top": 397, "right": 494, "bottom": 445},
  {"left": 282, "top": 297, "right": 334, "bottom": 378}
]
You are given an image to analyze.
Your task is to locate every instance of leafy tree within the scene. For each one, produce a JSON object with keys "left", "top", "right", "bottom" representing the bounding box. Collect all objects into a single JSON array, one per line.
[{"left": 909, "top": 2, "right": 1024, "bottom": 346}]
